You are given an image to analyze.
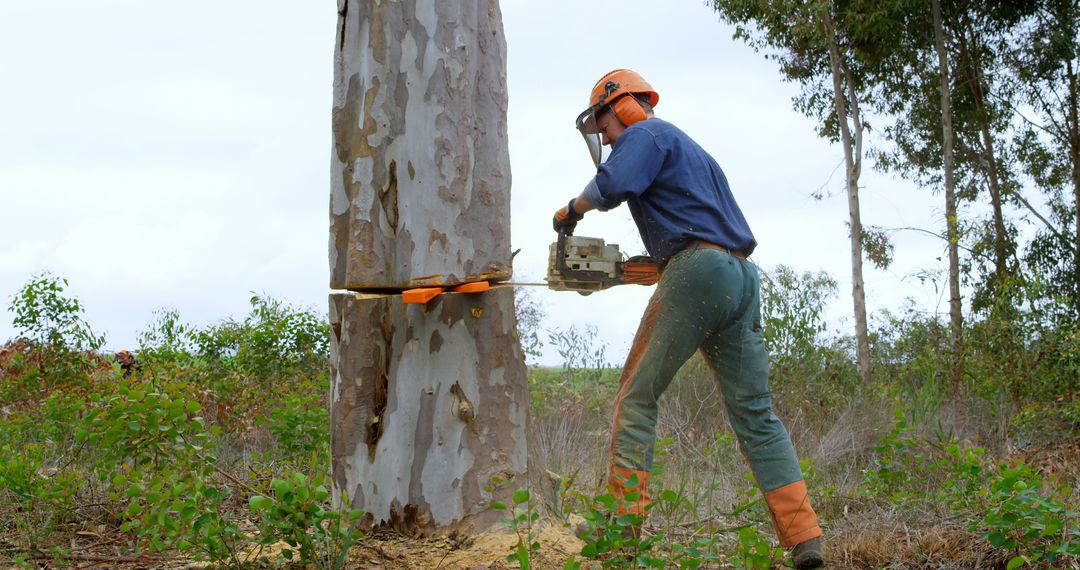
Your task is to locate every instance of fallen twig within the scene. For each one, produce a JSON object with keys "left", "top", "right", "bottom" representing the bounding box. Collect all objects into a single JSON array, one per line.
[{"left": 32, "top": 552, "right": 163, "bottom": 563}]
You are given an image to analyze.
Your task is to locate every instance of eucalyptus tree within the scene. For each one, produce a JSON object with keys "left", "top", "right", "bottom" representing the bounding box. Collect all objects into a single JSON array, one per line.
[
  {"left": 933, "top": 0, "right": 963, "bottom": 400},
  {"left": 836, "top": 0, "right": 967, "bottom": 397},
  {"left": 328, "top": 0, "right": 529, "bottom": 534},
  {"left": 1005, "top": 0, "right": 1080, "bottom": 322},
  {"left": 711, "top": 0, "right": 874, "bottom": 383},
  {"left": 948, "top": 1, "right": 1034, "bottom": 314}
]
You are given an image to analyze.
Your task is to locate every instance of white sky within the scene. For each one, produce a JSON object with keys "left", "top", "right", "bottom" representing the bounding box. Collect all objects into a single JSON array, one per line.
[{"left": 0, "top": 1, "right": 951, "bottom": 366}]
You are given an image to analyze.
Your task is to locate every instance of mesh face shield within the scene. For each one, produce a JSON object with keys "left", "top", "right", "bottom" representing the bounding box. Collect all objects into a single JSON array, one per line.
[{"left": 576, "top": 104, "right": 606, "bottom": 167}]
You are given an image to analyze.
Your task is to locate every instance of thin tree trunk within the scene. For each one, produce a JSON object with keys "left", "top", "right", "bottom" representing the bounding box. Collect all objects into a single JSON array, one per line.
[
  {"left": 958, "top": 24, "right": 1009, "bottom": 284},
  {"left": 1066, "top": 57, "right": 1080, "bottom": 315},
  {"left": 933, "top": 0, "right": 964, "bottom": 407},
  {"left": 821, "top": 9, "right": 871, "bottom": 384}
]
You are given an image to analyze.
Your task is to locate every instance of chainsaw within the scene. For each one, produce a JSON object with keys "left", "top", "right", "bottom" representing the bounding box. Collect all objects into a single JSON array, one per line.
[{"left": 545, "top": 229, "right": 661, "bottom": 295}]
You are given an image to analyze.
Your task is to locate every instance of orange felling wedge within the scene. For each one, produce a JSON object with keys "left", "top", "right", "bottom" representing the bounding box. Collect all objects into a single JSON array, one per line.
[
  {"left": 402, "top": 287, "right": 446, "bottom": 304},
  {"left": 450, "top": 281, "right": 491, "bottom": 293}
]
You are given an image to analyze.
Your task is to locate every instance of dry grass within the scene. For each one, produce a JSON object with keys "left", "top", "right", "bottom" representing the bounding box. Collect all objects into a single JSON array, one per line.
[
  {"left": 520, "top": 359, "right": 1079, "bottom": 569},
  {"left": 832, "top": 524, "right": 1007, "bottom": 569}
]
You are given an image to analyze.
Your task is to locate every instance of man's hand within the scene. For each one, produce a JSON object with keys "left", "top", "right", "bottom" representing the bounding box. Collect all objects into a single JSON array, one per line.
[{"left": 552, "top": 198, "right": 584, "bottom": 234}]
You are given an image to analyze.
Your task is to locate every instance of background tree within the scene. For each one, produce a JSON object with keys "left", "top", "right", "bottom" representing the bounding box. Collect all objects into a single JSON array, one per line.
[
  {"left": 1005, "top": 0, "right": 1080, "bottom": 323},
  {"left": 933, "top": 0, "right": 964, "bottom": 403},
  {"left": 712, "top": 0, "right": 874, "bottom": 383}
]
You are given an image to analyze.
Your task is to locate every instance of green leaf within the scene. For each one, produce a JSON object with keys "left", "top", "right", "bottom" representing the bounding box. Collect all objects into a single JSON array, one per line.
[
  {"left": 595, "top": 494, "right": 615, "bottom": 509},
  {"left": 1007, "top": 556, "right": 1028, "bottom": 570},
  {"left": 491, "top": 501, "right": 507, "bottom": 511},
  {"left": 512, "top": 488, "right": 530, "bottom": 505},
  {"left": 250, "top": 495, "right": 273, "bottom": 510},
  {"left": 988, "top": 532, "right": 1008, "bottom": 547}
]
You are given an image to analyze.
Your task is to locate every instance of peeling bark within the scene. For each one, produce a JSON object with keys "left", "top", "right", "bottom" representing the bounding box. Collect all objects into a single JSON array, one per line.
[
  {"left": 329, "top": 288, "right": 528, "bottom": 533},
  {"left": 329, "top": 0, "right": 526, "bottom": 535},
  {"left": 330, "top": 0, "right": 513, "bottom": 289}
]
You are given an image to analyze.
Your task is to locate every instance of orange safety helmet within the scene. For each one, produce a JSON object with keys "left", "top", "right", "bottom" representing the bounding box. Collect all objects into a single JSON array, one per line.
[{"left": 576, "top": 69, "right": 660, "bottom": 165}]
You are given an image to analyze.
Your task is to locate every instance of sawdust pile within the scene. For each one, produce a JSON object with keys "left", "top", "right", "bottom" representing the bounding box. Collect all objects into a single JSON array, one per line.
[{"left": 350, "top": 523, "right": 585, "bottom": 569}]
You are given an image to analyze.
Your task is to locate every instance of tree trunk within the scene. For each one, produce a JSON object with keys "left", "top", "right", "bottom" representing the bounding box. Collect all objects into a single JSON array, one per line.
[
  {"left": 329, "top": 0, "right": 528, "bottom": 534},
  {"left": 958, "top": 24, "right": 1009, "bottom": 285},
  {"left": 933, "top": 0, "right": 964, "bottom": 407},
  {"left": 820, "top": 9, "right": 872, "bottom": 384},
  {"left": 330, "top": 0, "right": 513, "bottom": 290},
  {"left": 1065, "top": 56, "right": 1080, "bottom": 316},
  {"left": 329, "top": 288, "right": 528, "bottom": 533}
]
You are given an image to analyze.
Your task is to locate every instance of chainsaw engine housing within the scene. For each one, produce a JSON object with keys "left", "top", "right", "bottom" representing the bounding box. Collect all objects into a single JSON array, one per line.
[{"left": 547, "top": 235, "right": 623, "bottom": 294}]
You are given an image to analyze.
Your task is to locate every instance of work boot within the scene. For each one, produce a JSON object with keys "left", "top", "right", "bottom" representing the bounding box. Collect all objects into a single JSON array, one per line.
[{"left": 791, "top": 536, "right": 824, "bottom": 569}]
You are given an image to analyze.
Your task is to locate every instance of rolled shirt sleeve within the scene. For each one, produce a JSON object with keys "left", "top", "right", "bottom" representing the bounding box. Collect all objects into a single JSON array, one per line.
[{"left": 582, "top": 179, "right": 612, "bottom": 211}]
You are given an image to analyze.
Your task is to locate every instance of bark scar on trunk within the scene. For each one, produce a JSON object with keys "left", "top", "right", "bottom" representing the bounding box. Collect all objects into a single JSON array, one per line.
[
  {"left": 449, "top": 382, "right": 475, "bottom": 426},
  {"left": 337, "top": 0, "right": 348, "bottom": 51},
  {"left": 366, "top": 309, "right": 393, "bottom": 459},
  {"left": 379, "top": 159, "right": 400, "bottom": 232}
]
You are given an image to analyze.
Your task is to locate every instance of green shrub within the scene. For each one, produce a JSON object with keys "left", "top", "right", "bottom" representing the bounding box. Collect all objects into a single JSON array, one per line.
[
  {"left": 6, "top": 273, "right": 104, "bottom": 399},
  {"left": 1010, "top": 399, "right": 1080, "bottom": 449},
  {"left": 249, "top": 471, "right": 363, "bottom": 569},
  {"left": 0, "top": 442, "right": 79, "bottom": 551},
  {"left": 861, "top": 407, "right": 1079, "bottom": 567},
  {"left": 136, "top": 308, "right": 197, "bottom": 370},
  {"left": 493, "top": 488, "right": 541, "bottom": 570},
  {"left": 514, "top": 288, "right": 546, "bottom": 364},
  {"left": 548, "top": 324, "right": 609, "bottom": 385},
  {"left": 760, "top": 265, "right": 857, "bottom": 419},
  {"left": 185, "top": 295, "right": 329, "bottom": 429},
  {"left": 980, "top": 464, "right": 1080, "bottom": 568},
  {"left": 262, "top": 392, "right": 329, "bottom": 468},
  {"left": 569, "top": 491, "right": 656, "bottom": 568},
  {"left": 195, "top": 295, "right": 328, "bottom": 389},
  {"left": 862, "top": 408, "right": 927, "bottom": 503},
  {"left": 75, "top": 379, "right": 246, "bottom": 565}
]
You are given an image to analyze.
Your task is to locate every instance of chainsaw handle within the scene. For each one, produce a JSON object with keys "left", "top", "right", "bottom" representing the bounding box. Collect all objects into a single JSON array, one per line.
[{"left": 555, "top": 228, "right": 570, "bottom": 276}]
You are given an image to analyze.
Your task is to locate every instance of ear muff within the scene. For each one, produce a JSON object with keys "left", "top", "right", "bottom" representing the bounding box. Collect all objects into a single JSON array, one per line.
[{"left": 611, "top": 95, "right": 647, "bottom": 127}]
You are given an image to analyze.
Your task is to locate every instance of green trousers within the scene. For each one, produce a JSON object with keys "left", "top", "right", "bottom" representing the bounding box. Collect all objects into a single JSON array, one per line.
[{"left": 607, "top": 245, "right": 822, "bottom": 547}]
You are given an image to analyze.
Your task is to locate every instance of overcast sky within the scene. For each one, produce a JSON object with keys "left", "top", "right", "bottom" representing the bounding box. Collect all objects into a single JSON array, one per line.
[{"left": 0, "top": 1, "right": 950, "bottom": 366}]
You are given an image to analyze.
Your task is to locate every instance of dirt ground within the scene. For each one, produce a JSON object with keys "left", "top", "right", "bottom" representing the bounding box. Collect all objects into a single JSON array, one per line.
[
  {"left": 118, "top": 524, "right": 585, "bottom": 570},
  {"left": 348, "top": 524, "right": 585, "bottom": 570}
]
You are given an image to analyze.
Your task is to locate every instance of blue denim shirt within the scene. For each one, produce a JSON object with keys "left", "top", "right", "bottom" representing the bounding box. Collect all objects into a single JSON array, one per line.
[{"left": 583, "top": 118, "right": 757, "bottom": 263}]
